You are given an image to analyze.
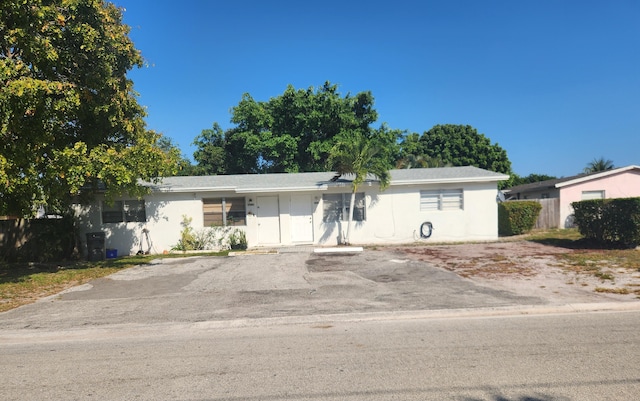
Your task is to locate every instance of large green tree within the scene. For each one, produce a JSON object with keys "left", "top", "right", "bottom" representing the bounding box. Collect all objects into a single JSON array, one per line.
[
  {"left": 0, "top": 0, "right": 179, "bottom": 216},
  {"left": 192, "top": 123, "right": 226, "bottom": 175},
  {"left": 400, "top": 124, "right": 512, "bottom": 174},
  {"left": 195, "top": 82, "right": 391, "bottom": 174}
]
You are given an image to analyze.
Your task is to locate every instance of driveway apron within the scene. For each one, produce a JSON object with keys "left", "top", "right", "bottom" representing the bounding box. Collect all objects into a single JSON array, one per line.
[{"left": 0, "top": 249, "right": 543, "bottom": 330}]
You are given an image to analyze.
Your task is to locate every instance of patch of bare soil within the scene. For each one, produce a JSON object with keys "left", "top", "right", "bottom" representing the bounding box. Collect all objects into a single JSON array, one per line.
[{"left": 389, "top": 241, "right": 640, "bottom": 304}]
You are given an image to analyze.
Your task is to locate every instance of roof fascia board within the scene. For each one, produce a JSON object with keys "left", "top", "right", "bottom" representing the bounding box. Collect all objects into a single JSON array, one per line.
[
  {"left": 391, "top": 175, "right": 509, "bottom": 186},
  {"left": 153, "top": 186, "right": 237, "bottom": 193},
  {"left": 555, "top": 166, "right": 640, "bottom": 188},
  {"left": 236, "top": 185, "right": 328, "bottom": 193}
]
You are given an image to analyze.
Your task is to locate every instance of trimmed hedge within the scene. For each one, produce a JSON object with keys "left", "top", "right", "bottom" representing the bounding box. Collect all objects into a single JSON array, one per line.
[
  {"left": 498, "top": 201, "right": 542, "bottom": 236},
  {"left": 572, "top": 197, "right": 640, "bottom": 248}
]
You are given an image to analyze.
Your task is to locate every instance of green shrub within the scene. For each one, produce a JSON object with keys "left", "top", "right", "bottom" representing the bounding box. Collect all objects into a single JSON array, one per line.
[
  {"left": 572, "top": 197, "right": 640, "bottom": 248},
  {"left": 171, "top": 215, "right": 239, "bottom": 251},
  {"left": 498, "top": 201, "right": 542, "bottom": 236},
  {"left": 172, "top": 216, "right": 196, "bottom": 251},
  {"left": 572, "top": 199, "right": 605, "bottom": 242},
  {"left": 227, "top": 228, "right": 247, "bottom": 250}
]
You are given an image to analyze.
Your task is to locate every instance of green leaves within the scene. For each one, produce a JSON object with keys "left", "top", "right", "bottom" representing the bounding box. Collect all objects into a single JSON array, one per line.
[
  {"left": 328, "top": 130, "right": 393, "bottom": 192},
  {"left": 192, "top": 123, "right": 226, "bottom": 175},
  {"left": 400, "top": 124, "right": 512, "bottom": 175},
  {"left": 196, "top": 82, "right": 383, "bottom": 174},
  {"left": 0, "top": 0, "right": 176, "bottom": 216},
  {"left": 584, "top": 157, "right": 614, "bottom": 174},
  {"left": 327, "top": 129, "right": 394, "bottom": 245}
]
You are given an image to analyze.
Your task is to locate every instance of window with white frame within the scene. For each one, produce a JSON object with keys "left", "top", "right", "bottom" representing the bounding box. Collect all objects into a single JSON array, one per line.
[
  {"left": 581, "top": 190, "right": 605, "bottom": 200},
  {"left": 322, "top": 193, "right": 366, "bottom": 222},
  {"left": 203, "top": 197, "right": 246, "bottom": 226},
  {"left": 420, "top": 189, "right": 464, "bottom": 211},
  {"left": 102, "top": 200, "right": 146, "bottom": 223}
]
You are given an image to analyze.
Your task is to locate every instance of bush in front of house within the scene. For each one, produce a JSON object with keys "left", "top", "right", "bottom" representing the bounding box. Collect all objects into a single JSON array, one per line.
[
  {"left": 171, "top": 215, "right": 247, "bottom": 252},
  {"left": 227, "top": 228, "right": 247, "bottom": 250},
  {"left": 498, "top": 201, "right": 542, "bottom": 236},
  {"left": 572, "top": 198, "right": 640, "bottom": 248}
]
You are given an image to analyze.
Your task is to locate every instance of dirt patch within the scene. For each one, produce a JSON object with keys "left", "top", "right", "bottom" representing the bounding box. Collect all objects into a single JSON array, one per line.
[{"left": 389, "top": 241, "right": 640, "bottom": 304}]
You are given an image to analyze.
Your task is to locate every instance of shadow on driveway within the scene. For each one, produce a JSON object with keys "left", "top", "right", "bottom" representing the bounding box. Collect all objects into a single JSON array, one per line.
[{"left": 0, "top": 249, "right": 544, "bottom": 330}]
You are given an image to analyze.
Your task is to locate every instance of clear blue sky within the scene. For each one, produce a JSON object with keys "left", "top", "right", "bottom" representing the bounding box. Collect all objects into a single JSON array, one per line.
[{"left": 117, "top": 0, "right": 639, "bottom": 178}]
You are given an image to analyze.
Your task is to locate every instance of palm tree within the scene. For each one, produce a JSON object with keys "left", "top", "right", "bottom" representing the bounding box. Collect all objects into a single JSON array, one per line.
[
  {"left": 584, "top": 157, "right": 614, "bottom": 174},
  {"left": 328, "top": 130, "right": 392, "bottom": 245}
]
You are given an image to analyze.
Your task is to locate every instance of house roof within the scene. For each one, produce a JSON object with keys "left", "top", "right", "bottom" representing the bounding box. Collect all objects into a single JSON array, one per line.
[
  {"left": 149, "top": 166, "right": 509, "bottom": 194},
  {"left": 504, "top": 165, "right": 640, "bottom": 194}
]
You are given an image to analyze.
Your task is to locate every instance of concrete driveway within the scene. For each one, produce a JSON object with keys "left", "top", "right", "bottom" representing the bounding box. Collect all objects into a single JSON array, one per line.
[{"left": 0, "top": 248, "right": 556, "bottom": 331}]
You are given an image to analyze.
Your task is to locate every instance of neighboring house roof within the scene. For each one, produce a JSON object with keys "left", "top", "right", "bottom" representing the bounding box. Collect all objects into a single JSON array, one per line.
[
  {"left": 148, "top": 166, "right": 509, "bottom": 194},
  {"left": 504, "top": 165, "right": 640, "bottom": 194}
]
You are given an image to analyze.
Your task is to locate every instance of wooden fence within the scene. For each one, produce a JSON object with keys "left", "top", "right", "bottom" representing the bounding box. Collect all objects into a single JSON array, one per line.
[
  {"left": 510, "top": 198, "right": 560, "bottom": 229},
  {"left": 535, "top": 198, "right": 560, "bottom": 229}
]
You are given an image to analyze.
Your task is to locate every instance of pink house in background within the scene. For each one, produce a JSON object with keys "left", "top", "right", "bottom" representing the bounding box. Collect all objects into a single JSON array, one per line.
[{"left": 504, "top": 165, "right": 640, "bottom": 228}]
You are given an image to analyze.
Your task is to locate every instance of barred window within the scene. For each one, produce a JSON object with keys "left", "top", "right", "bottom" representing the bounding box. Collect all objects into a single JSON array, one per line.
[
  {"left": 102, "top": 200, "right": 146, "bottom": 223},
  {"left": 420, "top": 189, "right": 463, "bottom": 211},
  {"left": 323, "top": 193, "right": 366, "bottom": 222},
  {"left": 203, "top": 197, "right": 246, "bottom": 226}
]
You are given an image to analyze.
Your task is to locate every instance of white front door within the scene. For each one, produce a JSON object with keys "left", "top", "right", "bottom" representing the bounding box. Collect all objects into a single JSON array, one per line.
[
  {"left": 257, "top": 196, "right": 280, "bottom": 245},
  {"left": 290, "top": 194, "right": 314, "bottom": 243}
]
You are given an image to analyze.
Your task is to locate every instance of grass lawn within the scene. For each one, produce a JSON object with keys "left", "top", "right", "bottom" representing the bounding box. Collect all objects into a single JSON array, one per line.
[{"left": 527, "top": 228, "right": 640, "bottom": 269}]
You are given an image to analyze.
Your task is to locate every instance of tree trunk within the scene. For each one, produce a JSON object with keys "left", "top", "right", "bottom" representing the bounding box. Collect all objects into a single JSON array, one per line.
[{"left": 345, "top": 191, "right": 356, "bottom": 245}]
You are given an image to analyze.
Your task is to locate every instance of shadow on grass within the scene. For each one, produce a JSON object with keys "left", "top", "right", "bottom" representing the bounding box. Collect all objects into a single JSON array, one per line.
[
  {"left": 528, "top": 237, "right": 636, "bottom": 251},
  {"left": 527, "top": 237, "right": 595, "bottom": 250},
  {"left": 0, "top": 251, "right": 228, "bottom": 285},
  {"left": 520, "top": 228, "right": 628, "bottom": 250},
  {"left": 0, "top": 256, "right": 146, "bottom": 285}
]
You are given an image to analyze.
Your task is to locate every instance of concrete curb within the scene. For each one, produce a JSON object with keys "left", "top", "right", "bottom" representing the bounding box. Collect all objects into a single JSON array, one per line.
[
  {"left": 3, "top": 301, "right": 640, "bottom": 345},
  {"left": 194, "top": 301, "right": 640, "bottom": 328}
]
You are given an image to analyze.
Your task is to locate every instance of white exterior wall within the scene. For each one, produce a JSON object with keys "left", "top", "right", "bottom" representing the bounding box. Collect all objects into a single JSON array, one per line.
[
  {"left": 315, "top": 181, "right": 500, "bottom": 245},
  {"left": 75, "top": 181, "right": 501, "bottom": 256},
  {"left": 75, "top": 192, "right": 208, "bottom": 257}
]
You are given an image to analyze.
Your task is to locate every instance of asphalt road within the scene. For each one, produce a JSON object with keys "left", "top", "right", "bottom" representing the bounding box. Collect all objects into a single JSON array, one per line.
[
  {"left": 2, "top": 249, "right": 640, "bottom": 400},
  {"left": 2, "top": 310, "right": 640, "bottom": 401}
]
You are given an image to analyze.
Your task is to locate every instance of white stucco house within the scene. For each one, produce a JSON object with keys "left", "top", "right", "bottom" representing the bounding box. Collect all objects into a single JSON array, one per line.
[
  {"left": 504, "top": 165, "right": 640, "bottom": 228},
  {"left": 74, "top": 166, "right": 509, "bottom": 256}
]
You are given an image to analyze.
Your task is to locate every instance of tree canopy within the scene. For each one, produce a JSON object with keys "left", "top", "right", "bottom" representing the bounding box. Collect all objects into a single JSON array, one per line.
[
  {"left": 192, "top": 123, "right": 226, "bottom": 175},
  {"left": 0, "top": 0, "right": 179, "bottom": 216},
  {"left": 399, "top": 124, "right": 512, "bottom": 175},
  {"left": 193, "top": 82, "right": 399, "bottom": 174},
  {"left": 508, "top": 173, "right": 557, "bottom": 187},
  {"left": 191, "top": 87, "right": 519, "bottom": 186}
]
